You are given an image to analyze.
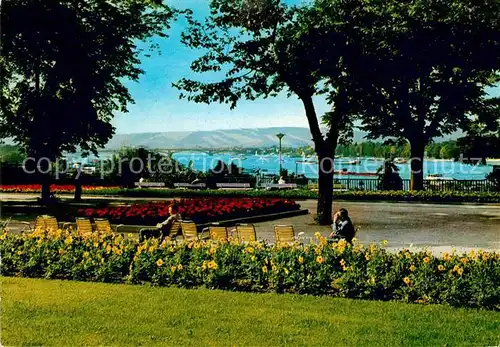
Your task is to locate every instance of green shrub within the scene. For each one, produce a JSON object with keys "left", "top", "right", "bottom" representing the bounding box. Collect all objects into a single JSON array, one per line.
[{"left": 1, "top": 229, "right": 498, "bottom": 310}]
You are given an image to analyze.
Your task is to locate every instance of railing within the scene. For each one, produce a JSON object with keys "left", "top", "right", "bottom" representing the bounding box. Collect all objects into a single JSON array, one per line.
[{"left": 306, "top": 178, "right": 496, "bottom": 192}]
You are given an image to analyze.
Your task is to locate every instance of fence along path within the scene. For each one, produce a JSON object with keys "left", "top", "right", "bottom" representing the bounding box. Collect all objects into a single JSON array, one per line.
[{"left": 304, "top": 178, "right": 495, "bottom": 192}]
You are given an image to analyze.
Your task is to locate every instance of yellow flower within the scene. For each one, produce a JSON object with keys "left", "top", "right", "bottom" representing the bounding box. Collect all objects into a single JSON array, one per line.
[
  {"left": 83, "top": 251, "right": 90, "bottom": 258},
  {"left": 209, "top": 247, "right": 216, "bottom": 255},
  {"left": 58, "top": 249, "right": 65, "bottom": 255},
  {"left": 272, "top": 265, "right": 278, "bottom": 272},
  {"left": 409, "top": 265, "right": 416, "bottom": 272},
  {"left": 261, "top": 265, "right": 268, "bottom": 273},
  {"left": 340, "top": 259, "right": 345, "bottom": 267},
  {"left": 457, "top": 267, "right": 464, "bottom": 275},
  {"left": 298, "top": 256, "right": 304, "bottom": 264},
  {"left": 127, "top": 233, "right": 133, "bottom": 238},
  {"left": 0, "top": 233, "right": 6, "bottom": 240},
  {"left": 250, "top": 255, "right": 256, "bottom": 262},
  {"left": 314, "top": 232, "right": 321, "bottom": 239},
  {"left": 148, "top": 246, "right": 156, "bottom": 253},
  {"left": 437, "top": 264, "right": 445, "bottom": 272},
  {"left": 284, "top": 268, "right": 289, "bottom": 275},
  {"left": 115, "top": 249, "right": 123, "bottom": 256},
  {"left": 201, "top": 261, "right": 207, "bottom": 270},
  {"left": 156, "top": 258, "right": 164, "bottom": 267},
  {"left": 133, "top": 256, "right": 138, "bottom": 262},
  {"left": 106, "top": 245, "right": 112, "bottom": 254},
  {"left": 403, "top": 277, "right": 411, "bottom": 285},
  {"left": 482, "top": 253, "right": 489, "bottom": 261},
  {"left": 207, "top": 261, "right": 218, "bottom": 270},
  {"left": 246, "top": 247, "right": 254, "bottom": 254},
  {"left": 64, "top": 236, "right": 73, "bottom": 245},
  {"left": 423, "top": 257, "right": 430, "bottom": 264},
  {"left": 16, "top": 250, "right": 23, "bottom": 256},
  {"left": 382, "top": 240, "right": 388, "bottom": 246},
  {"left": 94, "top": 242, "right": 99, "bottom": 248},
  {"left": 316, "top": 256, "right": 324, "bottom": 264},
  {"left": 365, "top": 254, "right": 371, "bottom": 261},
  {"left": 177, "top": 264, "right": 183, "bottom": 271},
  {"left": 170, "top": 266, "right": 176, "bottom": 273},
  {"left": 442, "top": 252, "right": 451, "bottom": 261},
  {"left": 453, "top": 265, "right": 460, "bottom": 272},
  {"left": 194, "top": 242, "right": 201, "bottom": 249},
  {"left": 460, "top": 257, "right": 468, "bottom": 264}
]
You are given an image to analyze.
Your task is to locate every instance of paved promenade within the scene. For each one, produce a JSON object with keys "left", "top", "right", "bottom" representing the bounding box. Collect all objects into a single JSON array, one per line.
[{"left": 1, "top": 194, "right": 499, "bottom": 253}]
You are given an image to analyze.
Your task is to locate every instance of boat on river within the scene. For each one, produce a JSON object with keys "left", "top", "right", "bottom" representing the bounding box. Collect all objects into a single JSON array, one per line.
[{"left": 425, "top": 173, "right": 454, "bottom": 181}]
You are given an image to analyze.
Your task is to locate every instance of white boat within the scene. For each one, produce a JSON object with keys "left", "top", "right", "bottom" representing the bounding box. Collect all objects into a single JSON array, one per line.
[
  {"left": 345, "top": 159, "right": 361, "bottom": 165},
  {"left": 230, "top": 154, "right": 247, "bottom": 161},
  {"left": 394, "top": 157, "right": 407, "bottom": 164},
  {"left": 425, "top": 174, "right": 454, "bottom": 181}
]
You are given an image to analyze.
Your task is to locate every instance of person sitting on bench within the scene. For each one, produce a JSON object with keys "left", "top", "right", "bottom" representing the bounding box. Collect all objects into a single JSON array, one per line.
[
  {"left": 156, "top": 204, "right": 182, "bottom": 238},
  {"left": 329, "top": 208, "right": 355, "bottom": 243}
]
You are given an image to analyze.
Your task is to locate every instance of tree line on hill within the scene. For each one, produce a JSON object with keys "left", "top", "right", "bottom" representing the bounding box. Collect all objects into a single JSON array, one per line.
[{"left": 1, "top": 0, "right": 499, "bottom": 224}]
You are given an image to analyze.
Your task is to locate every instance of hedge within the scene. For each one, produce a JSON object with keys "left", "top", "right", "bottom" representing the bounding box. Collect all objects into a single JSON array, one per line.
[
  {"left": 1, "top": 229, "right": 498, "bottom": 310},
  {"left": 3, "top": 185, "right": 500, "bottom": 203},
  {"left": 83, "top": 188, "right": 500, "bottom": 203}
]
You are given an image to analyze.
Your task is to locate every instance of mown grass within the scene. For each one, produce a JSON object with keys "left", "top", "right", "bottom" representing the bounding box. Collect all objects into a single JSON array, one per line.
[{"left": 2, "top": 277, "right": 499, "bottom": 346}]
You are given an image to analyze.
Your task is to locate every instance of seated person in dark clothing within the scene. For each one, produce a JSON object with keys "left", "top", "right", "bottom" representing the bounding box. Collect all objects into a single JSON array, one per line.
[
  {"left": 156, "top": 204, "right": 182, "bottom": 238},
  {"left": 329, "top": 208, "right": 356, "bottom": 243}
]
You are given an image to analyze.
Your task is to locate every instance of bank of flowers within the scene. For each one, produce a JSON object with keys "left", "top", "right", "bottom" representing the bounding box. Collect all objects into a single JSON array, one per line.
[
  {"left": 77, "top": 198, "right": 300, "bottom": 225},
  {"left": 0, "top": 184, "right": 119, "bottom": 193},
  {"left": 1, "top": 229, "right": 498, "bottom": 310}
]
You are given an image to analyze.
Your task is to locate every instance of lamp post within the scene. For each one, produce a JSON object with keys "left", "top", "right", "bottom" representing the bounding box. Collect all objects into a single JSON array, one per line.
[{"left": 276, "top": 132, "right": 285, "bottom": 175}]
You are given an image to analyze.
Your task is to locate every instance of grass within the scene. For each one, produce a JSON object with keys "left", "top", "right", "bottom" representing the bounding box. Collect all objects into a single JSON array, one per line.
[{"left": 2, "top": 277, "right": 499, "bottom": 346}]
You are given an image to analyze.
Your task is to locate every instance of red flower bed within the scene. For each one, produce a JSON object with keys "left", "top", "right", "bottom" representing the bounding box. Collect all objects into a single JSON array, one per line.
[
  {"left": 0, "top": 185, "right": 119, "bottom": 193},
  {"left": 77, "top": 198, "right": 301, "bottom": 225}
]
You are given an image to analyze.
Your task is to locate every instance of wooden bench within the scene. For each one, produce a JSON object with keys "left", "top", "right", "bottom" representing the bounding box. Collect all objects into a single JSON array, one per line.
[
  {"left": 174, "top": 183, "right": 206, "bottom": 189},
  {"left": 261, "top": 183, "right": 298, "bottom": 189},
  {"left": 216, "top": 183, "right": 251, "bottom": 189},
  {"left": 134, "top": 182, "right": 165, "bottom": 188}
]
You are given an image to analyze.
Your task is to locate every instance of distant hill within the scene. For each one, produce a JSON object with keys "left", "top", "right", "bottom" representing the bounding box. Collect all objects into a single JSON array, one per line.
[
  {"left": 103, "top": 127, "right": 463, "bottom": 149},
  {"left": 0, "top": 127, "right": 463, "bottom": 149}
]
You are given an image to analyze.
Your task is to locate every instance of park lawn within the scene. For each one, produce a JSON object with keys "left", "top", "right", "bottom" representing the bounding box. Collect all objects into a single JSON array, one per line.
[{"left": 2, "top": 277, "right": 499, "bottom": 347}]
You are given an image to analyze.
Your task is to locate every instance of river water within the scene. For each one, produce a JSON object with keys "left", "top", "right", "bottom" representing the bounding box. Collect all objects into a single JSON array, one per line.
[{"left": 67, "top": 151, "right": 494, "bottom": 180}]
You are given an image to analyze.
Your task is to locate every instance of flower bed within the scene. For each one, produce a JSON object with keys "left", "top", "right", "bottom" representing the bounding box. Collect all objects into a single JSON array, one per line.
[
  {"left": 1, "top": 229, "right": 498, "bottom": 310},
  {"left": 77, "top": 198, "right": 301, "bottom": 225},
  {"left": 0, "top": 184, "right": 119, "bottom": 193},
  {"left": 2, "top": 185, "right": 500, "bottom": 203}
]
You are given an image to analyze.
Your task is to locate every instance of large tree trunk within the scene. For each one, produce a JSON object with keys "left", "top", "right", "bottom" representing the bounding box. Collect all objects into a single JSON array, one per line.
[
  {"left": 37, "top": 157, "right": 52, "bottom": 203},
  {"left": 300, "top": 94, "right": 338, "bottom": 225},
  {"left": 409, "top": 139, "right": 425, "bottom": 191},
  {"left": 317, "top": 151, "right": 334, "bottom": 225},
  {"left": 74, "top": 180, "right": 82, "bottom": 201}
]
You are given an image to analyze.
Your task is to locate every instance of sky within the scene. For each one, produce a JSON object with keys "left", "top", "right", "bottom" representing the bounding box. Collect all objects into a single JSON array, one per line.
[
  {"left": 112, "top": 0, "right": 500, "bottom": 135},
  {"left": 112, "top": 0, "right": 317, "bottom": 134}
]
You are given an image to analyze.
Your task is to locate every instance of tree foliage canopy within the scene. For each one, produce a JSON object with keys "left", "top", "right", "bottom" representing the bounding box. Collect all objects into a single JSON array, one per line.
[{"left": 0, "top": 0, "right": 173, "bottom": 159}]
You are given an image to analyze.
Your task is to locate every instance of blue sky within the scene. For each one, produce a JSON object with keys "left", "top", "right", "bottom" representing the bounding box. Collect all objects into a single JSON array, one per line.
[
  {"left": 112, "top": 0, "right": 316, "bottom": 134},
  {"left": 112, "top": 0, "right": 500, "bottom": 135}
]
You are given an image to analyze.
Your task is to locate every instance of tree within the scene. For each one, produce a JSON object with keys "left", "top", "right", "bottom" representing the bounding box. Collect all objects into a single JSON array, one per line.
[
  {"left": 0, "top": 0, "right": 173, "bottom": 201},
  {"left": 377, "top": 160, "right": 403, "bottom": 191},
  {"left": 175, "top": 0, "right": 370, "bottom": 224},
  {"left": 358, "top": 0, "right": 500, "bottom": 190}
]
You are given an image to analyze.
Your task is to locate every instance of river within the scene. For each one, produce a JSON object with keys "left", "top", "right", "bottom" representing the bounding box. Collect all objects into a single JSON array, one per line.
[{"left": 66, "top": 151, "right": 494, "bottom": 180}]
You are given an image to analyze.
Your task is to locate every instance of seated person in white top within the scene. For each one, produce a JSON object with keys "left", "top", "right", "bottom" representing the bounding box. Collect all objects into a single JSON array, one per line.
[{"left": 156, "top": 205, "right": 182, "bottom": 238}]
